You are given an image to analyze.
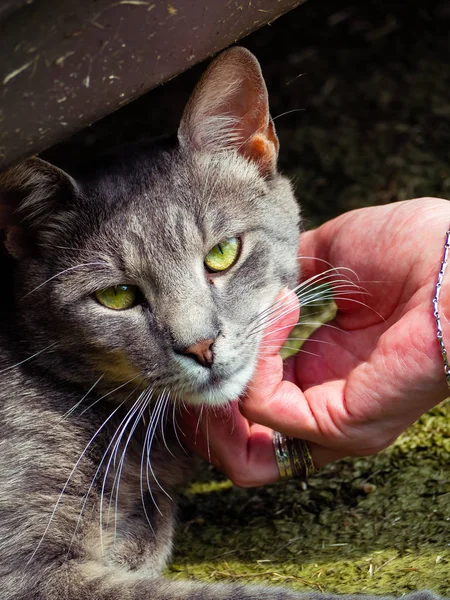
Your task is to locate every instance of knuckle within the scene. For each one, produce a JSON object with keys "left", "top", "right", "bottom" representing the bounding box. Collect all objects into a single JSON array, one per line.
[
  {"left": 226, "top": 468, "right": 261, "bottom": 489},
  {"left": 348, "top": 435, "right": 395, "bottom": 457},
  {"left": 232, "top": 476, "right": 260, "bottom": 489}
]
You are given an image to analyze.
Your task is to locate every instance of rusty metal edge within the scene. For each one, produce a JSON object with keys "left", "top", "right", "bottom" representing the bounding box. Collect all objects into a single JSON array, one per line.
[{"left": 0, "top": 0, "right": 303, "bottom": 171}]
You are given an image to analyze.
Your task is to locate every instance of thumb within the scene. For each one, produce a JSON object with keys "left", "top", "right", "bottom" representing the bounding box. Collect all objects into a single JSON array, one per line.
[
  {"left": 243, "top": 368, "right": 350, "bottom": 468},
  {"left": 240, "top": 288, "right": 307, "bottom": 428},
  {"left": 242, "top": 289, "right": 349, "bottom": 469}
]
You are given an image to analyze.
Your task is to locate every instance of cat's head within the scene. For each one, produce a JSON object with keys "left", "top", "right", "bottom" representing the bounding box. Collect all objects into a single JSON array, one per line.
[{"left": 0, "top": 47, "right": 300, "bottom": 407}]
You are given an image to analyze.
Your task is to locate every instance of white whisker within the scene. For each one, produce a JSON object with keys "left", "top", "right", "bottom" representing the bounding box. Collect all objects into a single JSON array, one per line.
[
  {"left": 79, "top": 375, "right": 141, "bottom": 416},
  {"left": 139, "top": 397, "right": 159, "bottom": 534},
  {"left": 145, "top": 395, "right": 173, "bottom": 503},
  {"left": 172, "top": 395, "right": 188, "bottom": 453},
  {"left": 260, "top": 344, "right": 320, "bottom": 358},
  {"left": 97, "top": 392, "right": 147, "bottom": 550},
  {"left": 29, "top": 395, "right": 127, "bottom": 564},
  {"left": 60, "top": 374, "right": 104, "bottom": 421},
  {"left": 69, "top": 383, "right": 140, "bottom": 553},
  {"left": 109, "top": 388, "right": 152, "bottom": 542},
  {"left": 205, "top": 413, "right": 211, "bottom": 464},
  {"left": 23, "top": 262, "right": 107, "bottom": 297},
  {"left": 0, "top": 342, "right": 58, "bottom": 375},
  {"left": 143, "top": 398, "right": 165, "bottom": 517},
  {"left": 159, "top": 391, "right": 176, "bottom": 459},
  {"left": 276, "top": 337, "right": 334, "bottom": 345}
]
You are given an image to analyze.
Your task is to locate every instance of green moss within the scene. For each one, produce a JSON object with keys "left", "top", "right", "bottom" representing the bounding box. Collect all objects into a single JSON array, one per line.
[
  {"left": 280, "top": 300, "right": 337, "bottom": 360},
  {"left": 169, "top": 402, "right": 450, "bottom": 595}
]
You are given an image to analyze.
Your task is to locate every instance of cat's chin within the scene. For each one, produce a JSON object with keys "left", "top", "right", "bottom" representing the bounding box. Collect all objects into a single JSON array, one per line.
[{"left": 181, "top": 363, "right": 255, "bottom": 407}]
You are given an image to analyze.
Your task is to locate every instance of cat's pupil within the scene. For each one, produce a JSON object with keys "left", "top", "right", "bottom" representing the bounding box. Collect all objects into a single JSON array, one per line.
[
  {"left": 95, "top": 285, "right": 138, "bottom": 310},
  {"left": 204, "top": 237, "right": 240, "bottom": 273}
]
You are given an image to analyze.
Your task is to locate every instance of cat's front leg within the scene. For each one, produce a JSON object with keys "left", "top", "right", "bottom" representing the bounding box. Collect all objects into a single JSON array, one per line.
[{"left": 131, "top": 584, "right": 445, "bottom": 600}]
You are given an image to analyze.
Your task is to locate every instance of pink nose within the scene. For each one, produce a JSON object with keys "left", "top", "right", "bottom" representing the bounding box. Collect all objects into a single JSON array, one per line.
[{"left": 182, "top": 338, "right": 215, "bottom": 368}]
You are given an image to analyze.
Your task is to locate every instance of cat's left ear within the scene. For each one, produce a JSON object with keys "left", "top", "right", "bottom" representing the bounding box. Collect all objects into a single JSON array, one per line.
[
  {"left": 0, "top": 157, "right": 78, "bottom": 258},
  {"left": 178, "top": 47, "right": 279, "bottom": 178}
]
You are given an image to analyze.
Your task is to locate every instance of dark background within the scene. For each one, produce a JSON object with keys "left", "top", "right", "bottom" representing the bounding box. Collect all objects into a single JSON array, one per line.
[{"left": 43, "top": 0, "right": 450, "bottom": 225}]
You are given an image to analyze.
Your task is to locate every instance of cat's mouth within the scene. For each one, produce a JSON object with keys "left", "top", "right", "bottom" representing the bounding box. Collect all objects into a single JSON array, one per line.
[
  {"left": 198, "top": 371, "right": 226, "bottom": 390},
  {"left": 179, "top": 363, "right": 255, "bottom": 407}
]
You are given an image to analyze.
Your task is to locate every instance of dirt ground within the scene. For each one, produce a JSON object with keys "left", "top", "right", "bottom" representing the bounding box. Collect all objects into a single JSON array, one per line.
[{"left": 44, "top": 0, "right": 450, "bottom": 595}]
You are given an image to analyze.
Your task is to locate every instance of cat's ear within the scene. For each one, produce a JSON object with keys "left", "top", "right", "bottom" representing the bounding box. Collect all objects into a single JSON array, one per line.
[
  {"left": 0, "top": 157, "right": 78, "bottom": 258},
  {"left": 178, "top": 47, "right": 279, "bottom": 177}
]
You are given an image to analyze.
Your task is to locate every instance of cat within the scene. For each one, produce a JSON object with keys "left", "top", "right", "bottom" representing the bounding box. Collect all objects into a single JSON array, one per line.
[{"left": 0, "top": 46, "right": 443, "bottom": 600}]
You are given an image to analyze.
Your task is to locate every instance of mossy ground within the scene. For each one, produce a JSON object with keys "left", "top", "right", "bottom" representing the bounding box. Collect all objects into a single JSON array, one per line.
[{"left": 169, "top": 402, "right": 450, "bottom": 595}]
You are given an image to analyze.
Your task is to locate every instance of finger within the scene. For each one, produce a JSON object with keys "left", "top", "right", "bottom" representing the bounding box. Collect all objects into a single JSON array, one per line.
[
  {"left": 244, "top": 309, "right": 359, "bottom": 449},
  {"left": 298, "top": 223, "right": 382, "bottom": 322},
  {"left": 308, "top": 442, "right": 347, "bottom": 469},
  {"left": 192, "top": 401, "right": 348, "bottom": 478},
  {"left": 289, "top": 318, "right": 388, "bottom": 387},
  {"left": 187, "top": 401, "right": 347, "bottom": 476},
  {"left": 182, "top": 396, "right": 348, "bottom": 477},
  {"left": 197, "top": 403, "right": 280, "bottom": 487},
  {"left": 243, "top": 354, "right": 323, "bottom": 441},
  {"left": 243, "top": 287, "right": 320, "bottom": 439},
  {"left": 244, "top": 367, "right": 366, "bottom": 461},
  {"left": 297, "top": 226, "right": 338, "bottom": 282}
]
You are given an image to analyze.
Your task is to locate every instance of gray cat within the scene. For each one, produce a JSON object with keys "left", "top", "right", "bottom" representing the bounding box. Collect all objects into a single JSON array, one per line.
[{"left": 0, "top": 46, "right": 442, "bottom": 600}]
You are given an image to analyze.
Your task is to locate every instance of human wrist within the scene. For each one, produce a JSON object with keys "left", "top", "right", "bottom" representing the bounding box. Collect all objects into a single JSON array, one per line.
[
  {"left": 434, "top": 224, "right": 450, "bottom": 391},
  {"left": 424, "top": 202, "right": 450, "bottom": 401}
]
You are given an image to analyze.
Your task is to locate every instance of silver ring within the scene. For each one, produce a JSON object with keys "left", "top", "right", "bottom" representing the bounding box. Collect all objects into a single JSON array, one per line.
[{"left": 273, "top": 431, "right": 317, "bottom": 481}]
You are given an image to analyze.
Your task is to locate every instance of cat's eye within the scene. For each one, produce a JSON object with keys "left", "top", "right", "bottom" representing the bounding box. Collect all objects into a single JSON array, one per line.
[
  {"left": 204, "top": 237, "right": 241, "bottom": 273},
  {"left": 95, "top": 285, "right": 138, "bottom": 310}
]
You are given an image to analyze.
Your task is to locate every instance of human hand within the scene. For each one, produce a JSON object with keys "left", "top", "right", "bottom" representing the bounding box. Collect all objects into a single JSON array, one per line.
[{"left": 182, "top": 198, "right": 450, "bottom": 486}]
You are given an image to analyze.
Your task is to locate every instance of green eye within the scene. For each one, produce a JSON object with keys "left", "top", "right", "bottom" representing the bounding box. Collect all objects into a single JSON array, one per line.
[
  {"left": 95, "top": 285, "right": 138, "bottom": 310},
  {"left": 204, "top": 237, "right": 241, "bottom": 273}
]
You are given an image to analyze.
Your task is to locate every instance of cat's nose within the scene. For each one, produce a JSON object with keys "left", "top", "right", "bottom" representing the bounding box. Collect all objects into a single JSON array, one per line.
[{"left": 181, "top": 338, "right": 215, "bottom": 368}]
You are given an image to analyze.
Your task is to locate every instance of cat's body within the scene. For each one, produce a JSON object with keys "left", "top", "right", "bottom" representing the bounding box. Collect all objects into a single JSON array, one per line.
[
  {"left": 0, "top": 47, "right": 444, "bottom": 600},
  {"left": 0, "top": 346, "right": 185, "bottom": 598}
]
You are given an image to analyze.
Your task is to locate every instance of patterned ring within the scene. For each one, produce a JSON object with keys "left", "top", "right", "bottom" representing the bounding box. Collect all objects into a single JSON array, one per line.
[{"left": 273, "top": 431, "right": 317, "bottom": 480}]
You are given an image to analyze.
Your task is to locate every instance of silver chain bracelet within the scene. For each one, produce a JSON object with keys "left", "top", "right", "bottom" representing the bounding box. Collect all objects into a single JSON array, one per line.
[{"left": 433, "top": 227, "right": 450, "bottom": 389}]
